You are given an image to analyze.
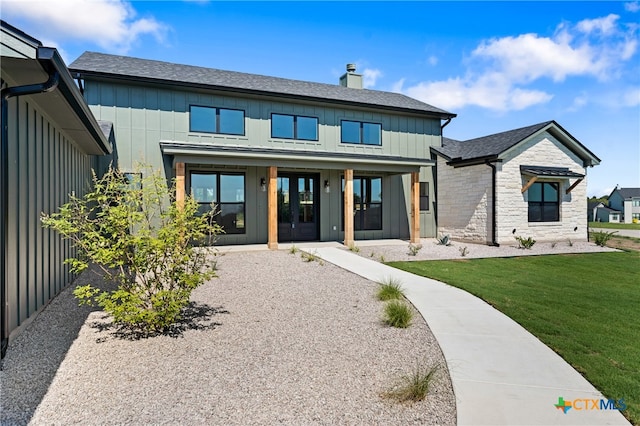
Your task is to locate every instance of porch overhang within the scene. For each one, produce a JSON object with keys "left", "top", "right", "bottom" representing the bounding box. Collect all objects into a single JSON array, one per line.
[
  {"left": 520, "top": 166, "right": 585, "bottom": 194},
  {"left": 160, "top": 141, "right": 433, "bottom": 173}
]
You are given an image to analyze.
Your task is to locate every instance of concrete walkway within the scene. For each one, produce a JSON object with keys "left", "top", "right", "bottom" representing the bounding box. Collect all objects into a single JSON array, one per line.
[{"left": 303, "top": 247, "right": 630, "bottom": 426}]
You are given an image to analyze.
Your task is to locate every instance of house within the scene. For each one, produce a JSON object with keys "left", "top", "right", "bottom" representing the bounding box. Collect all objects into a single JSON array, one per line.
[
  {"left": 68, "top": 52, "right": 456, "bottom": 249},
  {"left": 1, "top": 21, "right": 111, "bottom": 357},
  {"left": 431, "top": 121, "right": 600, "bottom": 245},
  {"left": 608, "top": 187, "right": 640, "bottom": 223},
  {"left": 589, "top": 202, "right": 621, "bottom": 223}
]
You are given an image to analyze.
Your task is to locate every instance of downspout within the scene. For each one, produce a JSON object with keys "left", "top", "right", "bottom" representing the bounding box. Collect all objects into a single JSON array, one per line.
[
  {"left": 485, "top": 160, "right": 499, "bottom": 246},
  {"left": 1, "top": 72, "right": 59, "bottom": 359},
  {"left": 441, "top": 117, "right": 452, "bottom": 130}
]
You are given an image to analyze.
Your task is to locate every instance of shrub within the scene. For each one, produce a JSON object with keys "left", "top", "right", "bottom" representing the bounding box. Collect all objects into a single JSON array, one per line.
[
  {"left": 289, "top": 245, "right": 299, "bottom": 255},
  {"left": 300, "top": 250, "right": 323, "bottom": 265},
  {"left": 515, "top": 235, "right": 536, "bottom": 249},
  {"left": 383, "top": 300, "right": 413, "bottom": 328},
  {"left": 407, "top": 243, "right": 422, "bottom": 256},
  {"left": 377, "top": 277, "right": 405, "bottom": 301},
  {"left": 41, "top": 166, "right": 222, "bottom": 332},
  {"left": 437, "top": 234, "right": 451, "bottom": 246},
  {"left": 348, "top": 243, "right": 360, "bottom": 253},
  {"left": 592, "top": 230, "right": 617, "bottom": 247},
  {"left": 459, "top": 246, "right": 469, "bottom": 257},
  {"left": 383, "top": 362, "right": 440, "bottom": 403}
]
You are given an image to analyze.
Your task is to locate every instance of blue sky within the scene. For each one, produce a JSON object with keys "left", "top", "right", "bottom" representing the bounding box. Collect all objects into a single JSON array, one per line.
[{"left": 3, "top": 1, "right": 639, "bottom": 197}]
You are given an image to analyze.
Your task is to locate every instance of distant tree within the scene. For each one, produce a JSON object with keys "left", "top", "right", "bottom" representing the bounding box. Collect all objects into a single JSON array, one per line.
[
  {"left": 588, "top": 195, "right": 609, "bottom": 206},
  {"left": 41, "top": 166, "right": 222, "bottom": 332}
]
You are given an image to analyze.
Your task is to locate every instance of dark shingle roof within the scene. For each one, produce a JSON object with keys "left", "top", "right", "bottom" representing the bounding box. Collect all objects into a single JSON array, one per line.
[
  {"left": 69, "top": 52, "right": 455, "bottom": 118},
  {"left": 433, "top": 120, "right": 600, "bottom": 167},
  {"left": 433, "top": 121, "right": 552, "bottom": 161},
  {"left": 613, "top": 188, "right": 640, "bottom": 199}
]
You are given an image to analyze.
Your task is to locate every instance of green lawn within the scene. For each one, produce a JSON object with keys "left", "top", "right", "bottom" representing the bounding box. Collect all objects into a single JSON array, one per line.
[
  {"left": 389, "top": 251, "right": 639, "bottom": 424},
  {"left": 589, "top": 221, "right": 640, "bottom": 230}
]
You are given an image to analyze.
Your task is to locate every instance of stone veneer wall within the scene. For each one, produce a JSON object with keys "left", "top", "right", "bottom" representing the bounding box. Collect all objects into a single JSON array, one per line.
[
  {"left": 436, "top": 157, "right": 492, "bottom": 243},
  {"left": 495, "top": 132, "right": 588, "bottom": 244}
]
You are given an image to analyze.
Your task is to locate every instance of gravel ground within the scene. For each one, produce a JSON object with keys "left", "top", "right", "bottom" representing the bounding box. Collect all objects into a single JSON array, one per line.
[
  {"left": 351, "top": 238, "right": 619, "bottom": 263},
  {"left": 0, "top": 250, "right": 456, "bottom": 425}
]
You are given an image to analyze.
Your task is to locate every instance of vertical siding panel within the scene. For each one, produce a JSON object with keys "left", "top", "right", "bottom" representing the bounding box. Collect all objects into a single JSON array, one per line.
[
  {"left": 6, "top": 98, "right": 19, "bottom": 332},
  {"left": 17, "top": 101, "right": 28, "bottom": 324},
  {"left": 44, "top": 122, "right": 51, "bottom": 302}
]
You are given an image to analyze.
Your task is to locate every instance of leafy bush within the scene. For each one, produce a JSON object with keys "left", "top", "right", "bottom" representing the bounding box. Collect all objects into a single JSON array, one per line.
[
  {"left": 383, "top": 300, "right": 413, "bottom": 328},
  {"left": 377, "top": 278, "right": 405, "bottom": 301},
  {"left": 515, "top": 235, "right": 536, "bottom": 249},
  {"left": 407, "top": 243, "right": 422, "bottom": 256},
  {"left": 592, "top": 230, "right": 617, "bottom": 247},
  {"left": 383, "top": 362, "right": 440, "bottom": 403},
  {"left": 437, "top": 234, "right": 451, "bottom": 246},
  {"left": 41, "top": 166, "right": 222, "bottom": 332}
]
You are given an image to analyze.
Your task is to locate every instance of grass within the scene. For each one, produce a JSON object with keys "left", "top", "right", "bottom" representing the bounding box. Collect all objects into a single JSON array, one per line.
[
  {"left": 383, "top": 362, "right": 440, "bottom": 403},
  {"left": 589, "top": 221, "right": 640, "bottom": 230},
  {"left": 383, "top": 300, "right": 413, "bottom": 328},
  {"left": 376, "top": 277, "right": 405, "bottom": 301},
  {"left": 388, "top": 251, "right": 640, "bottom": 424},
  {"left": 348, "top": 243, "right": 360, "bottom": 253}
]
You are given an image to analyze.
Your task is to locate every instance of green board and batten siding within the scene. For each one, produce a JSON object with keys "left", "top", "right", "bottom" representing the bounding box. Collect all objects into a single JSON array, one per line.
[{"left": 83, "top": 79, "right": 441, "bottom": 243}]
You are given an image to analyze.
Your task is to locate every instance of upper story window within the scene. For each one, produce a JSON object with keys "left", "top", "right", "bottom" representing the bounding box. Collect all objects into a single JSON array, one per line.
[
  {"left": 528, "top": 182, "right": 559, "bottom": 222},
  {"left": 341, "top": 120, "right": 381, "bottom": 146},
  {"left": 190, "top": 105, "right": 245, "bottom": 135},
  {"left": 271, "top": 114, "right": 318, "bottom": 141}
]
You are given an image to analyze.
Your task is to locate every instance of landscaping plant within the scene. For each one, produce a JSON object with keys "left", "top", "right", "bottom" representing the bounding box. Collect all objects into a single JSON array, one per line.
[
  {"left": 436, "top": 234, "right": 451, "bottom": 246},
  {"left": 41, "top": 166, "right": 222, "bottom": 332},
  {"left": 376, "top": 277, "right": 405, "bottom": 301},
  {"left": 515, "top": 235, "right": 536, "bottom": 249},
  {"left": 407, "top": 243, "right": 422, "bottom": 256},
  {"left": 591, "top": 229, "right": 617, "bottom": 247},
  {"left": 383, "top": 362, "right": 440, "bottom": 403},
  {"left": 383, "top": 300, "right": 413, "bottom": 328}
]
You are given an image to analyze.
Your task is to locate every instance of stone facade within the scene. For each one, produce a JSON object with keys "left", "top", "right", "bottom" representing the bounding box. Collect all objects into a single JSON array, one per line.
[
  {"left": 436, "top": 131, "right": 589, "bottom": 245},
  {"left": 436, "top": 158, "right": 493, "bottom": 243}
]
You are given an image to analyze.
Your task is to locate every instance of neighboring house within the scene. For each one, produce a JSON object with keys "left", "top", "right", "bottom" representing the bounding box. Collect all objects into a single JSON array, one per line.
[
  {"left": 589, "top": 202, "right": 621, "bottom": 223},
  {"left": 608, "top": 187, "right": 640, "bottom": 223},
  {"left": 431, "top": 121, "right": 600, "bottom": 245},
  {"left": 68, "top": 52, "right": 456, "bottom": 248},
  {"left": 1, "top": 21, "right": 111, "bottom": 357}
]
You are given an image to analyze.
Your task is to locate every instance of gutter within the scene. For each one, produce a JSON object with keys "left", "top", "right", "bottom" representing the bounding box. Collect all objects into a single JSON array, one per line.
[
  {"left": 1, "top": 69, "right": 59, "bottom": 359},
  {"left": 485, "top": 160, "right": 500, "bottom": 247}
]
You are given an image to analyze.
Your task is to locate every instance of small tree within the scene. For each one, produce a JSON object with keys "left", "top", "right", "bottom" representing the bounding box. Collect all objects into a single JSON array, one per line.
[{"left": 41, "top": 166, "right": 223, "bottom": 332}]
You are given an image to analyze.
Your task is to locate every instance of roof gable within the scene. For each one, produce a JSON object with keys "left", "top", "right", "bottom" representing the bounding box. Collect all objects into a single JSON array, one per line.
[
  {"left": 432, "top": 120, "right": 600, "bottom": 167},
  {"left": 611, "top": 187, "right": 640, "bottom": 199},
  {"left": 69, "top": 52, "right": 455, "bottom": 118}
]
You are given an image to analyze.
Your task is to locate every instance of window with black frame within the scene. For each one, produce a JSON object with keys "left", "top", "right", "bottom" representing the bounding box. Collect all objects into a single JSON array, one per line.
[
  {"left": 271, "top": 113, "right": 318, "bottom": 140},
  {"left": 342, "top": 176, "right": 382, "bottom": 230},
  {"left": 419, "top": 182, "right": 429, "bottom": 211},
  {"left": 528, "top": 182, "right": 559, "bottom": 222},
  {"left": 190, "top": 172, "right": 245, "bottom": 234},
  {"left": 189, "top": 105, "right": 244, "bottom": 135},
  {"left": 340, "top": 120, "right": 381, "bottom": 146}
]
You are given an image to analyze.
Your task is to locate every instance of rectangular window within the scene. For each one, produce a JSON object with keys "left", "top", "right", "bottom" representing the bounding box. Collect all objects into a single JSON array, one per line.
[
  {"left": 419, "top": 182, "right": 429, "bottom": 211},
  {"left": 528, "top": 182, "right": 559, "bottom": 222},
  {"left": 632, "top": 200, "right": 640, "bottom": 207},
  {"left": 342, "top": 176, "right": 382, "bottom": 230},
  {"left": 632, "top": 213, "right": 640, "bottom": 220},
  {"left": 271, "top": 114, "right": 318, "bottom": 140},
  {"left": 190, "top": 106, "right": 245, "bottom": 135},
  {"left": 340, "top": 120, "right": 382, "bottom": 146},
  {"left": 190, "top": 172, "right": 245, "bottom": 234}
]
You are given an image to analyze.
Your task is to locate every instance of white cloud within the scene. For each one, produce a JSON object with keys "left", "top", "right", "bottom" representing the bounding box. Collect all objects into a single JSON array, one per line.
[
  {"left": 1, "top": 0, "right": 168, "bottom": 54},
  {"left": 622, "top": 87, "right": 640, "bottom": 107},
  {"left": 624, "top": 1, "right": 640, "bottom": 12},
  {"left": 362, "top": 68, "right": 382, "bottom": 88},
  {"left": 576, "top": 14, "right": 619, "bottom": 36},
  {"left": 401, "top": 14, "right": 638, "bottom": 112}
]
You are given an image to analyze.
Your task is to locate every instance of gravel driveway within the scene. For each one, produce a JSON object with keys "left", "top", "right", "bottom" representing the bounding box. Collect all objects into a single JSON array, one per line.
[{"left": 0, "top": 250, "right": 456, "bottom": 425}]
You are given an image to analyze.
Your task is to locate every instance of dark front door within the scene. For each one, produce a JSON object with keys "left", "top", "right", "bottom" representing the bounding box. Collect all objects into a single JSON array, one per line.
[{"left": 277, "top": 174, "right": 319, "bottom": 242}]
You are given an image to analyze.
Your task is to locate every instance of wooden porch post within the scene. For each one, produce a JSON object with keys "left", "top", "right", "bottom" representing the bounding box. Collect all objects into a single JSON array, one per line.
[
  {"left": 344, "top": 169, "right": 354, "bottom": 247},
  {"left": 176, "top": 162, "right": 185, "bottom": 210},
  {"left": 410, "top": 172, "right": 420, "bottom": 244},
  {"left": 267, "top": 166, "right": 278, "bottom": 250}
]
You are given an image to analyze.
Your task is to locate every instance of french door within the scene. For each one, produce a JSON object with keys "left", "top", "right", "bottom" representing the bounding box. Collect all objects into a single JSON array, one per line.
[{"left": 277, "top": 173, "right": 319, "bottom": 241}]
